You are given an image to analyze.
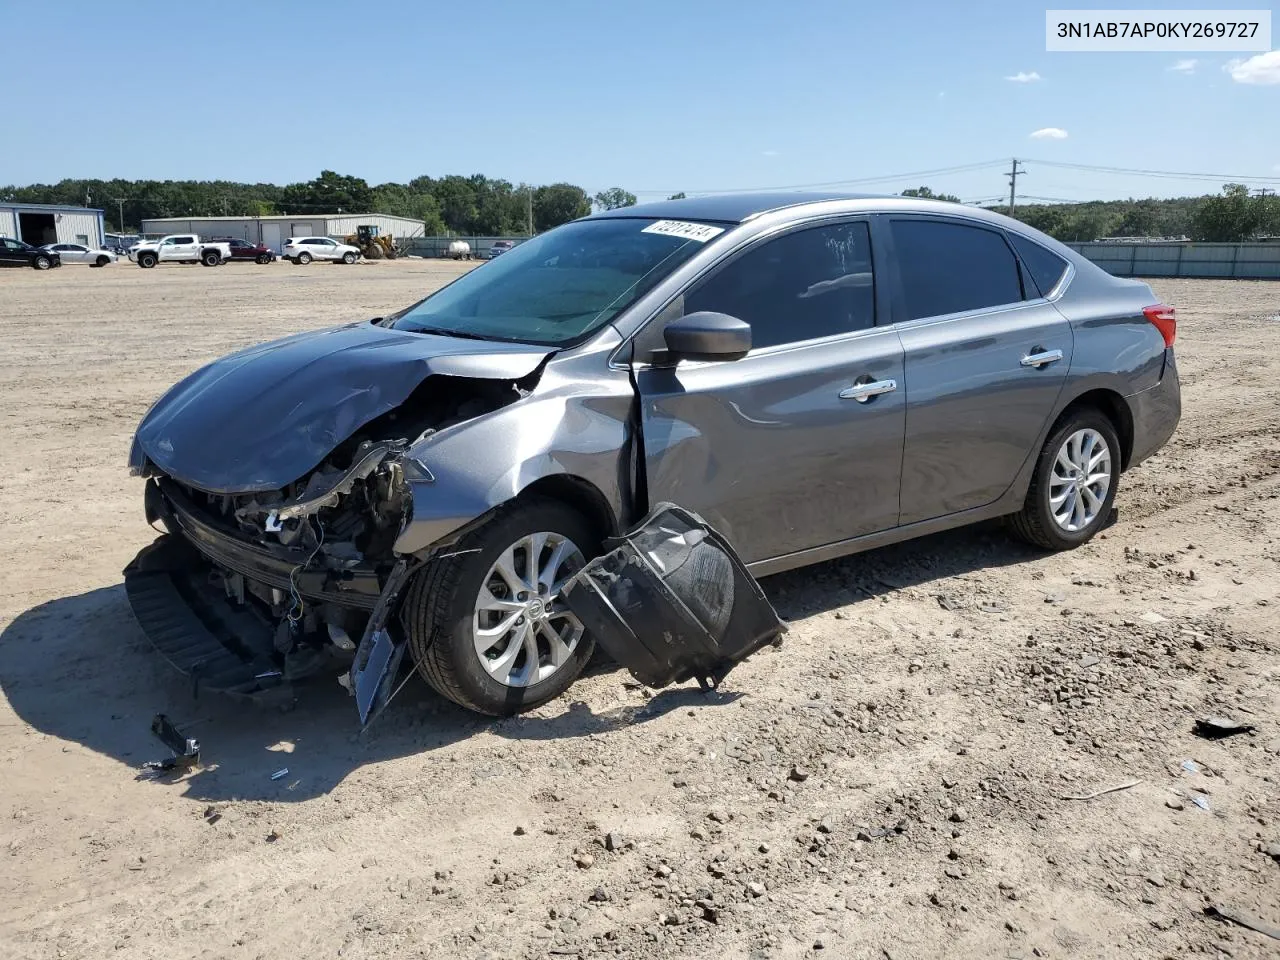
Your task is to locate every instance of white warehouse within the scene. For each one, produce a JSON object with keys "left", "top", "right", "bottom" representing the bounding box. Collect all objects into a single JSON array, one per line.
[
  {"left": 0, "top": 202, "right": 105, "bottom": 248},
  {"left": 139, "top": 213, "right": 426, "bottom": 253}
]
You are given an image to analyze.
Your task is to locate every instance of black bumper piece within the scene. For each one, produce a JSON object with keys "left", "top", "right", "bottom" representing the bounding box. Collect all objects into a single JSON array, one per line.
[{"left": 124, "top": 535, "right": 290, "bottom": 702}]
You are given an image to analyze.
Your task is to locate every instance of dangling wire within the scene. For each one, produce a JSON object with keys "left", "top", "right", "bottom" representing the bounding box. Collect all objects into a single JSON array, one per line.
[{"left": 286, "top": 518, "right": 325, "bottom": 625}]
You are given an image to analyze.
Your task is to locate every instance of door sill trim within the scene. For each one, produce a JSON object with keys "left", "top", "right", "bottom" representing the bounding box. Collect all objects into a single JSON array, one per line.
[{"left": 747, "top": 498, "right": 1019, "bottom": 579}]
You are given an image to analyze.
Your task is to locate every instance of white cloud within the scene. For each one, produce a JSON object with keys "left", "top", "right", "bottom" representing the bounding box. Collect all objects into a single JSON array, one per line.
[
  {"left": 1169, "top": 59, "right": 1198, "bottom": 74},
  {"left": 1005, "top": 71, "right": 1041, "bottom": 83},
  {"left": 1225, "top": 51, "right": 1280, "bottom": 84},
  {"left": 1029, "top": 127, "right": 1068, "bottom": 140},
  {"left": 761, "top": 150, "right": 779, "bottom": 157}
]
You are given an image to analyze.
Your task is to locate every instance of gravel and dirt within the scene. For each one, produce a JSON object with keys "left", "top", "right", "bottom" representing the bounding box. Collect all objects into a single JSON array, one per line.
[{"left": 1, "top": 261, "right": 1278, "bottom": 960}]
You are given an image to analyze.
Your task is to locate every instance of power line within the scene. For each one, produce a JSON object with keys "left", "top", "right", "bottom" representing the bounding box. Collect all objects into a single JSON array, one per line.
[
  {"left": 630, "top": 160, "right": 1009, "bottom": 197},
  {"left": 1024, "top": 159, "right": 1280, "bottom": 184}
]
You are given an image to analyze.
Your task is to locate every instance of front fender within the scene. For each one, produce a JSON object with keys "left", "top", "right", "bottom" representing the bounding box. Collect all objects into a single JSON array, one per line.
[{"left": 391, "top": 355, "right": 635, "bottom": 556}]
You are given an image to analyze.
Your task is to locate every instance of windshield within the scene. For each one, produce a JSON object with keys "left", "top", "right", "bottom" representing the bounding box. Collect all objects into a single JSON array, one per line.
[{"left": 392, "top": 217, "right": 723, "bottom": 345}]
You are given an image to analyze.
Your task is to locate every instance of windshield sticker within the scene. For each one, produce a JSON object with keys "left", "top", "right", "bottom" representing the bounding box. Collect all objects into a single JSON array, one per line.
[{"left": 641, "top": 220, "right": 725, "bottom": 243}]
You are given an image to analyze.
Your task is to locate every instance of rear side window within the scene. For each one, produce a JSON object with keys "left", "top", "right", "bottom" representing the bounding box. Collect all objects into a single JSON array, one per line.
[
  {"left": 683, "top": 220, "right": 876, "bottom": 350},
  {"left": 890, "top": 219, "right": 1023, "bottom": 321},
  {"left": 1007, "top": 232, "right": 1069, "bottom": 298}
]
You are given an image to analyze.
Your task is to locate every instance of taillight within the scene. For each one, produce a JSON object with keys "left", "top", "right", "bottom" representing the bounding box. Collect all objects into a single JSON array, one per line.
[{"left": 1143, "top": 304, "right": 1176, "bottom": 347}]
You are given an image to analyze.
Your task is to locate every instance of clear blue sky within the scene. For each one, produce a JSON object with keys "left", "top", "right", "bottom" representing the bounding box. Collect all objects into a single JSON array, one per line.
[{"left": 3, "top": 0, "right": 1277, "bottom": 202}]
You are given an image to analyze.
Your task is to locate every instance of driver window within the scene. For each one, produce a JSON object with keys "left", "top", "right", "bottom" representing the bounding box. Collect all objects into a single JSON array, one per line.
[{"left": 682, "top": 221, "right": 876, "bottom": 350}]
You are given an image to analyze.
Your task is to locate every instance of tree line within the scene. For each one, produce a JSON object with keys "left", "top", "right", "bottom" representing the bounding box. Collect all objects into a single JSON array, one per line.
[
  {"left": 5, "top": 171, "right": 1276, "bottom": 243},
  {"left": 0, "top": 171, "right": 643, "bottom": 236}
]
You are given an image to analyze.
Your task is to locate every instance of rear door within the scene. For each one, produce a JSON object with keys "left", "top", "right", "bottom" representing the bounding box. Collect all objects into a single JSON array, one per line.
[
  {"left": 635, "top": 217, "right": 906, "bottom": 565},
  {"left": 886, "top": 216, "right": 1073, "bottom": 524}
]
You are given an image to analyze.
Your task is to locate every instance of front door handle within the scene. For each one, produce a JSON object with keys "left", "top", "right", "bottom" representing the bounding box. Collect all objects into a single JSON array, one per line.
[
  {"left": 839, "top": 378, "right": 897, "bottom": 402},
  {"left": 1020, "top": 348, "right": 1064, "bottom": 368}
]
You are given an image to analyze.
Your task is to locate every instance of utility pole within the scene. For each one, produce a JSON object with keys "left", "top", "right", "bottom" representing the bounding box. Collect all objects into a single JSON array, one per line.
[
  {"left": 1007, "top": 158, "right": 1025, "bottom": 215},
  {"left": 113, "top": 198, "right": 127, "bottom": 233},
  {"left": 526, "top": 186, "right": 533, "bottom": 236}
]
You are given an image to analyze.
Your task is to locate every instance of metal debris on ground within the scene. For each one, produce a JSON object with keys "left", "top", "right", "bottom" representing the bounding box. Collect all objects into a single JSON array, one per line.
[
  {"left": 562, "top": 503, "right": 786, "bottom": 690},
  {"left": 1191, "top": 795, "right": 1211, "bottom": 812},
  {"left": 1194, "top": 716, "right": 1256, "bottom": 739},
  {"left": 270, "top": 767, "right": 290, "bottom": 781},
  {"left": 1204, "top": 904, "right": 1280, "bottom": 940},
  {"left": 1180, "top": 759, "right": 1201, "bottom": 774},
  {"left": 140, "top": 714, "right": 201, "bottom": 772},
  {"left": 1059, "top": 779, "right": 1143, "bottom": 801}
]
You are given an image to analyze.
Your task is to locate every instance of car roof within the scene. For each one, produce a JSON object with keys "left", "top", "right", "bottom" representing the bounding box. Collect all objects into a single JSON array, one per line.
[{"left": 587, "top": 191, "right": 891, "bottom": 224}]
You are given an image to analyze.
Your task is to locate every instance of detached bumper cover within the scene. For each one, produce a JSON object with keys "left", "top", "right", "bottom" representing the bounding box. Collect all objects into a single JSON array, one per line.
[{"left": 123, "top": 536, "right": 287, "bottom": 700}]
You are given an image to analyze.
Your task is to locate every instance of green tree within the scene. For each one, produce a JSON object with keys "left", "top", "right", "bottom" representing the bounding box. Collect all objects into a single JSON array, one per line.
[
  {"left": 1190, "top": 184, "right": 1261, "bottom": 242},
  {"left": 533, "top": 183, "right": 591, "bottom": 231},
  {"left": 279, "top": 170, "right": 372, "bottom": 214},
  {"left": 667, "top": 192, "right": 687, "bottom": 200},
  {"left": 900, "top": 186, "right": 960, "bottom": 202},
  {"left": 593, "top": 187, "right": 637, "bottom": 211}
]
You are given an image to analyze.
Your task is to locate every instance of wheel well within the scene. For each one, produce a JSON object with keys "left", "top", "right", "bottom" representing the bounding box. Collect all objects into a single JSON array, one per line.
[
  {"left": 1056, "top": 389, "right": 1134, "bottom": 470},
  {"left": 518, "top": 475, "right": 618, "bottom": 542}
]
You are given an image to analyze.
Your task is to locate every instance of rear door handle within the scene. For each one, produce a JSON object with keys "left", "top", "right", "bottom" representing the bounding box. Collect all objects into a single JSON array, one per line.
[
  {"left": 839, "top": 378, "right": 897, "bottom": 402},
  {"left": 1020, "top": 348, "right": 1064, "bottom": 368}
]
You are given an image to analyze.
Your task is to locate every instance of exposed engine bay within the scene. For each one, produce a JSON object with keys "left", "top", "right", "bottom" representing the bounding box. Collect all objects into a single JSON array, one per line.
[{"left": 128, "top": 374, "right": 533, "bottom": 712}]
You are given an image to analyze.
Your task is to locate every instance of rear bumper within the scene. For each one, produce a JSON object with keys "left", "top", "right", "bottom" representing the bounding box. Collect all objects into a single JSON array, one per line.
[{"left": 1126, "top": 347, "right": 1181, "bottom": 469}]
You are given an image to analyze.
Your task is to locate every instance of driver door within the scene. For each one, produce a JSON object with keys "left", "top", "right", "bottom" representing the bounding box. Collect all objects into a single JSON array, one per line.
[{"left": 634, "top": 218, "right": 905, "bottom": 565}]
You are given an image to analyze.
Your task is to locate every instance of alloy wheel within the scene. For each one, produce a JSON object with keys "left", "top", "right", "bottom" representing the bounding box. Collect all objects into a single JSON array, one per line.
[
  {"left": 1049, "top": 428, "right": 1111, "bottom": 532},
  {"left": 472, "top": 532, "right": 586, "bottom": 688}
]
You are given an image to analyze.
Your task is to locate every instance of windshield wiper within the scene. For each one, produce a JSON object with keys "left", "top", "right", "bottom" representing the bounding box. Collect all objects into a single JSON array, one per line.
[{"left": 404, "top": 325, "right": 509, "bottom": 343}]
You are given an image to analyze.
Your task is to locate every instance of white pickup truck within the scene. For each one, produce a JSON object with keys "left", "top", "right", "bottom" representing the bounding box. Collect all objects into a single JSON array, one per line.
[{"left": 129, "top": 234, "right": 234, "bottom": 268}]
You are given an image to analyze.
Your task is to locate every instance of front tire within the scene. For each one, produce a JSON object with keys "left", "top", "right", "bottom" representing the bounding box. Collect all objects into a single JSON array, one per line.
[
  {"left": 1010, "top": 409, "right": 1120, "bottom": 550},
  {"left": 256, "top": 253, "right": 271, "bottom": 264},
  {"left": 402, "top": 497, "right": 599, "bottom": 715},
  {"left": 33, "top": 255, "right": 52, "bottom": 270},
  {"left": 138, "top": 252, "right": 157, "bottom": 268},
  {"left": 342, "top": 251, "right": 358, "bottom": 264},
  {"left": 95, "top": 255, "right": 110, "bottom": 267}
]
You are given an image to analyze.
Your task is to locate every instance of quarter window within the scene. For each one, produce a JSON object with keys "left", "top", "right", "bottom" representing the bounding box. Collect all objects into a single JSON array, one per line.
[
  {"left": 1007, "top": 232, "right": 1069, "bottom": 298},
  {"left": 890, "top": 219, "right": 1023, "bottom": 321},
  {"left": 683, "top": 221, "right": 876, "bottom": 350}
]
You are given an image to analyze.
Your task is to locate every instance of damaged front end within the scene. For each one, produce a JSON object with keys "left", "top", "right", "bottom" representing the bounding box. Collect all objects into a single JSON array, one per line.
[
  {"left": 126, "top": 436, "right": 415, "bottom": 706},
  {"left": 123, "top": 323, "right": 548, "bottom": 717}
]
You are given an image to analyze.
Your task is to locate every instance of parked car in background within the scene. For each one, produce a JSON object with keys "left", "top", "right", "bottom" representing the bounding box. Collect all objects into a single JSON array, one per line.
[
  {"left": 40, "top": 242, "right": 118, "bottom": 267},
  {"left": 488, "top": 239, "right": 515, "bottom": 259},
  {"left": 0, "top": 237, "right": 61, "bottom": 270},
  {"left": 215, "top": 238, "right": 276, "bottom": 264},
  {"left": 124, "top": 193, "right": 1180, "bottom": 718},
  {"left": 283, "top": 237, "right": 360, "bottom": 265},
  {"left": 129, "top": 234, "right": 233, "bottom": 268}
]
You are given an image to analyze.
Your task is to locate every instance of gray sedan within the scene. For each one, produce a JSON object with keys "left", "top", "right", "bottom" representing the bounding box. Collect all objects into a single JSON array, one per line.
[{"left": 125, "top": 193, "right": 1181, "bottom": 717}]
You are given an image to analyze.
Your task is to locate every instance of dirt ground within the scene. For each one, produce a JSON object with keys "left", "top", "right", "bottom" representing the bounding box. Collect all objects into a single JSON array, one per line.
[{"left": 1, "top": 260, "right": 1278, "bottom": 960}]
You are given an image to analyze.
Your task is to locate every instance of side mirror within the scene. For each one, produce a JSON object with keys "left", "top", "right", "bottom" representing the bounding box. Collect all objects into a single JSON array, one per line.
[{"left": 663, "top": 311, "right": 752, "bottom": 362}]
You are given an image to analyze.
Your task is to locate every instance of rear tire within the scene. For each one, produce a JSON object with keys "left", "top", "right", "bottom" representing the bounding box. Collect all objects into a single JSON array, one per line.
[
  {"left": 402, "top": 497, "right": 600, "bottom": 716},
  {"left": 1009, "top": 408, "right": 1120, "bottom": 551},
  {"left": 201, "top": 250, "right": 222, "bottom": 267},
  {"left": 297, "top": 252, "right": 312, "bottom": 265}
]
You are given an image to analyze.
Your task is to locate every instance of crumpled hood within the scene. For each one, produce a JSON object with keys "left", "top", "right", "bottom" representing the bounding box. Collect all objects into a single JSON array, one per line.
[{"left": 134, "top": 320, "right": 553, "bottom": 494}]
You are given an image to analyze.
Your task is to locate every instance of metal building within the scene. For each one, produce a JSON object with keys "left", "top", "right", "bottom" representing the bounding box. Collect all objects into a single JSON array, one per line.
[
  {"left": 0, "top": 202, "right": 105, "bottom": 248},
  {"left": 139, "top": 213, "right": 426, "bottom": 253}
]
